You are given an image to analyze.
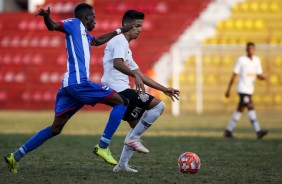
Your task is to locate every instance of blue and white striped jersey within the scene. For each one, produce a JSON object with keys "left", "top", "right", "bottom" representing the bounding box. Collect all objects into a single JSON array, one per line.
[{"left": 59, "top": 18, "right": 95, "bottom": 87}]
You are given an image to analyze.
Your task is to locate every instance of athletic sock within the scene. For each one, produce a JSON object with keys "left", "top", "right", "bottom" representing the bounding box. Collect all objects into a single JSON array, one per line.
[
  {"left": 14, "top": 126, "right": 53, "bottom": 161},
  {"left": 248, "top": 110, "right": 261, "bottom": 132},
  {"left": 226, "top": 111, "right": 242, "bottom": 132},
  {"left": 119, "top": 130, "right": 134, "bottom": 168},
  {"left": 130, "top": 102, "right": 165, "bottom": 139},
  {"left": 99, "top": 105, "right": 127, "bottom": 148}
]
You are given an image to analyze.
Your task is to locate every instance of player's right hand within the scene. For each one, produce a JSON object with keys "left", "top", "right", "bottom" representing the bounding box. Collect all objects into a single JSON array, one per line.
[
  {"left": 35, "top": 6, "right": 51, "bottom": 17},
  {"left": 134, "top": 74, "right": 145, "bottom": 94}
]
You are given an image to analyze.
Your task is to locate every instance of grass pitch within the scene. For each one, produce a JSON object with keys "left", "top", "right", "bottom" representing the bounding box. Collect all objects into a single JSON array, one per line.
[{"left": 0, "top": 111, "right": 281, "bottom": 184}]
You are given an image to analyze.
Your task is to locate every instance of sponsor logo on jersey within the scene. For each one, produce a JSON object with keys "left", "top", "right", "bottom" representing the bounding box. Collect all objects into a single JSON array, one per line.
[{"left": 138, "top": 94, "right": 149, "bottom": 102}]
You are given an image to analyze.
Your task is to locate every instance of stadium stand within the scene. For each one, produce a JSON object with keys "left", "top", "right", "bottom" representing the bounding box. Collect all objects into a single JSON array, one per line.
[
  {"left": 0, "top": 0, "right": 211, "bottom": 110},
  {"left": 176, "top": 0, "right": 282, "bottom": 112}
]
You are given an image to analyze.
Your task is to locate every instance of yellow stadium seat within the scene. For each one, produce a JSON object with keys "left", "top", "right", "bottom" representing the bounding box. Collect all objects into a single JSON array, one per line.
[
  {"left": 270, "top": 2, "right": 280, "bottom": 13},
  {"left": 235, "top": 19, "right": 244, "bottom": 30},
  {"left": 270, "top": 75, "right": 279, "bottom": 85},
  {"left": 212, "top": 56, "right": 220, "bottom": 65},
  {"left": 250, "top": 2, "right": 259, "bottom": 12},
  {"left": 254, "top": 19, "right": 265, "bottom": 30},
  {"left": 260, "top": 2, "right": 269, "bottom": 12},
  {"left": 216, "top": 21, "right": 224, "bottom": 30},
  {"left": 241, "top": 2, "right": 250, "bottom": 12},
  {"left": 244, "top": 19, "right": 254, "bottom": 30},
  {"left": 274, "top": 57, "right": 282, "bottom": 66},
  {"left": 274, "top": 94, "right": 282, "bottom": 104},
  {"left": 225, "top": 20, "right": 234, "bottom": 30},
  {"left": 187, "top": 74, "right": 195, "bottom": 84},
  {"left": 222, "top": 56, "right": 231, "bottom": 66}
]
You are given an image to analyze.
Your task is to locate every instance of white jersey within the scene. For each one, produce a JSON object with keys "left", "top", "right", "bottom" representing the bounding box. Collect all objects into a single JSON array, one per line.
[
  {"left": 101, "top": 34, "right": 139, "bottom": 92},
  {"left": 233, "top": 55, "right": 263, "bottom": 95}
]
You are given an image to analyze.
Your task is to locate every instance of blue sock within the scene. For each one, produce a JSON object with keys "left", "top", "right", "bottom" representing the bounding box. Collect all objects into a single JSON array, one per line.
[
  {"left": 13, "top": 126, "right": 53, "bottom": 161},
  {"left": 99, "top": 105, "right": 127, "bottom": 148}
]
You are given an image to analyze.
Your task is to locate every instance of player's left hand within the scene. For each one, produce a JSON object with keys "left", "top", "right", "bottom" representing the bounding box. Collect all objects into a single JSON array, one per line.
[
  {"left": 163, "top": 87, "right": 180, "bottom": 102},
  {"left": 120, "top": 24, "right": 134, "bottom": 33}
]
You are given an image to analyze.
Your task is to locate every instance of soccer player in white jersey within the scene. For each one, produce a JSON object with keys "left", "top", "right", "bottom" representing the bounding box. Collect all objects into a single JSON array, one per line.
[
  {"left": 4, "top": 3, "right": 135, "bottom": 174},
  {"left": 101, "top": 10, "right": 180, "bottom": 172},
  {"left": 224, "top": 42, "right": 268, "bottom": 139}
]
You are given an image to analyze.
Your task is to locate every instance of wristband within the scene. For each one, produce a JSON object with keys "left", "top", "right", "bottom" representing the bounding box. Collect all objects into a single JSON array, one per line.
[{"left": 116, "top": 28, "right": 122, "bottom": 35}]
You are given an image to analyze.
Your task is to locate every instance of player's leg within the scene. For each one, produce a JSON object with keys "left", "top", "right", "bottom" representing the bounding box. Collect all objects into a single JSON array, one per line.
[
  {"left": 4, "top": 88, "right": 82, "bottom": 173},
  {"left": 224, "top": 94, "right": 245, "bottom": 138},
  {"left": 4, "top": 114, "right": 70, "bottom": 174},
  {"left": 96, "top": 93, "right": 128, "bottom": 149},
  {"left": 93, "top": 93, "right": 128, "bottom": 165},
  {"left": 246, "top": 98, "right": 268, "bottom": 139},
  {"left": 113, "top": 120, "right": 139, "bottom": 173},
  {"left": 129, "top": 98, "right": 165, "bottom": 138}
]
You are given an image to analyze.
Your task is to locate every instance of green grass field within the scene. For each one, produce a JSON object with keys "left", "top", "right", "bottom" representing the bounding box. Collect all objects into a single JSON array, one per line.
[{"left": 0, "top": 110, "right": 281, "bottom": 184}]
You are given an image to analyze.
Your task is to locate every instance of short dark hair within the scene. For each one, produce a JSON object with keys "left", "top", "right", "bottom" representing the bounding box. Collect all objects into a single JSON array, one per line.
[
  {"left": 74, "top": 3, "right": 93, "bottom": 19},
  {"left": 246, "top": 42, "right": 255, "bottom": 48},
  {"left": 122, "top": 10, "right": 145, "bottom": 26}
]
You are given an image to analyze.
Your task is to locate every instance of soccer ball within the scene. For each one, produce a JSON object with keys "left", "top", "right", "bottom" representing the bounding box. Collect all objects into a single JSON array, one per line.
[{"left": 178, "top": 152, "right": 201, "bottom": 173}]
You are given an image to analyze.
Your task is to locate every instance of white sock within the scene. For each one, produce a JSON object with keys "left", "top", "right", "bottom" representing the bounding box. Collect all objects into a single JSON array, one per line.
[
  {"left": 227, "top": 111, "right": 242, "bottom": 131},
  {"left": 119, "top": 130, "right": 134, "bottom": 168},
  {"left": 130, "top": 101, "right": 165, "bottom": 139},
  {"left": 248, "top": 110, "right": 261, "bottom": 132}
]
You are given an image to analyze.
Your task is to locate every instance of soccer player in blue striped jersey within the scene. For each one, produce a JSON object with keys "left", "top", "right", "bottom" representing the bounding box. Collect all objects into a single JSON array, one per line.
[{"left": 4, "top": 3, "right": 139, "bottom": 174}]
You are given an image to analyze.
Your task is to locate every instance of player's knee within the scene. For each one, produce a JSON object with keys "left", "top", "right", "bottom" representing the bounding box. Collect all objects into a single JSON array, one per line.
[
  {"left": 156, "top": 101, "right": 165, "bottom": 115},
  {"left": 51, "top": 127, "right": 63, "bottom": 136},
  {"left": 247, "top": 103, "right": 254, "bottom": 110}
]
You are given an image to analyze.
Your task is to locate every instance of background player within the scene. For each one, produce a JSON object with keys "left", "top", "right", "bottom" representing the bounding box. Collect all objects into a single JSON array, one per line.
[
  {"left": 101, "top": 10, "right": 180, "bottom": 172},
  {"left": 224, "top": 42, "right": 268, "bottom": 139},
  {"left": 4, "top": 3, "right": 134, "bottom": 174}
]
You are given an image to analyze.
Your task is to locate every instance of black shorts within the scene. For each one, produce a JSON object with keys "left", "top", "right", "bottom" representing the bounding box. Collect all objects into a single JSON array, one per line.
[
  {"left": 238, "top": 93, "right": 253, "bottom": 106},
  {"left": 118, "top": 89, "right": 154, "bottom": 122}
]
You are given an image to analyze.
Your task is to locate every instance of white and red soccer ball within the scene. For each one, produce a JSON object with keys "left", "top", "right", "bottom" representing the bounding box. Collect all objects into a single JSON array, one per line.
[{"left": 178, "top": 152, "right": 201, "bottom": 173}]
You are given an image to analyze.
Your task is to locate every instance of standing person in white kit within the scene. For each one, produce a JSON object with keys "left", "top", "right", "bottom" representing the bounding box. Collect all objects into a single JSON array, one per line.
[{"left": 224, "top": 42, "right": 268, "bottom": 139}]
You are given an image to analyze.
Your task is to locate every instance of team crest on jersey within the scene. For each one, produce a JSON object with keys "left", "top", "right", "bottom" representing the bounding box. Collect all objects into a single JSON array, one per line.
[
  {"left": 102, "top": 85, "right": 110, "bottom": 90},
  {"left": 138, "top": 94, "right": 149, "bottom": 102}
]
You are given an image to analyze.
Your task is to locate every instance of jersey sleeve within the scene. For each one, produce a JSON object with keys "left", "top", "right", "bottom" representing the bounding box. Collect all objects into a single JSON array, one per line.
[
  {"left": 128, "top": 58, "right": 139, "bottom": 71},
  {"left": 59, "top": 18, "right": 76, "bottom": 34},
  {"left": 113, "top": 40, "right": 127, "bottom": 60},
  {"left": 256, "top": 58, "right": 263, "bottom": 75},
  {"left": 233, "top": 58, "right": 241, "bottom": 74}
]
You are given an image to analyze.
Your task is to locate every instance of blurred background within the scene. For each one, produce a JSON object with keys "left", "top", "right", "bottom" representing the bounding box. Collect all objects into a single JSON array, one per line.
[{"left": 0, "top": 0, "right": 281, "bottom": 115}]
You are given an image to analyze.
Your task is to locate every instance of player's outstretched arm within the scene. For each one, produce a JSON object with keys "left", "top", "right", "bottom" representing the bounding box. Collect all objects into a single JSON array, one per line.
[
  {"left": 225, "top": 73, "right": 237, "bottom": 98},
  {"left": 113, "top": 58, "right": 145, "bottom": 94},
  {"left": 133, "top": 69, "right": 180, "bottom": 101},
  {"left": 92, "top": 24, "right": 134, "bottom": 46},
  {"left": 35, "top": 7, "right": 61, "bottom": 31}
]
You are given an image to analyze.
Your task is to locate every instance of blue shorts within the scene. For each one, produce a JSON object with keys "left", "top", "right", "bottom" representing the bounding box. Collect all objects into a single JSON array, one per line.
[{"left": 55, "top": 81, "right": 115, "bottom": 118}]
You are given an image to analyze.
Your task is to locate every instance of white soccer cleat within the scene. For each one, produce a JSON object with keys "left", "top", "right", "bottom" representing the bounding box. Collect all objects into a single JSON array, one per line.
[
  {"left": 113, "top": 164, "right": 138, "bottom": 173},
  {"left": 124, "top": 138, "right": 149, "bottom": 154}
]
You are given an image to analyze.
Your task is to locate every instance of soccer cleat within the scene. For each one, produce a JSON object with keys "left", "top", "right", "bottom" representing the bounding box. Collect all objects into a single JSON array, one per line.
[
  {"left": 224, "top": 130, "right": 234, "bottom": 138},
  {"left": 113, "top": 164, "right": 138, "bottom": 173},
  {"left": 257, "top": 130, "right": 268, "bottom": 139},
  {"left": 93, "top": 144, "right": 118, "bottom": 165},
  {"left": 4, "top": 153, "right": 19, "bottom": 174},
  {"left": 124, "top": 137, "right": 149, "bottom": 154}
]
